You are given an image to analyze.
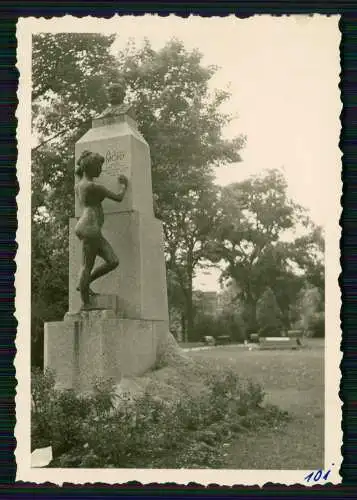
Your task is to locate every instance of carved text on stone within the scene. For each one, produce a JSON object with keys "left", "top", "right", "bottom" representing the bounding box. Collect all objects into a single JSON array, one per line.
[{"left": 102, "top": 148, "right": 130, "bottom": 178}]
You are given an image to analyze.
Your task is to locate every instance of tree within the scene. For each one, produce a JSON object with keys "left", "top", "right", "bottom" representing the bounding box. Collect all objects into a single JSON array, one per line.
[
  {"left": 117, "top": 39, "right": 245, "bottom": 196},
  {"left": 117, "top": 39, "right": 246, "bottom": 340},
  {"left": 32, "top": 33, "right": 119, "bottom": 128},
  {"left": 218, "top": 288, "right": 247, "bottom": 343},
  {"left": 31, "top": 33, "right": 122, "bottom": 214},
  {"left": 163, "top": 181, "right": 225, "bottom": 340},
  {"left": 31, "top": 34, "right": 120, "bottom": 366},
  {"left": 209, "top": 169, "right": 324, "bottom": 332},
  {"left": 32, "top": 33, "right": 120, "bottom": 215},
  {"left": 291, "top": 225, "right": 325, "bottom": 298},
  {"left": 31, "top": 212, "right": 69, "bottom": 367},
  {"left": 31, "top": 35, "right": 246, "bottom": 355}
]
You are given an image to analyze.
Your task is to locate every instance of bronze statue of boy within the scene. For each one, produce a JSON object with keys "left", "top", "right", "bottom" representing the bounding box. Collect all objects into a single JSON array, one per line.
[{"left": 74, "top": 150, "right": 128, "bottom": 310}]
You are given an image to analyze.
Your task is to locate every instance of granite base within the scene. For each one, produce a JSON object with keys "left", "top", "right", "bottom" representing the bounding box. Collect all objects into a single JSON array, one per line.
[{"left": 44, "top": 309, "right": 168, "bottom": 392}]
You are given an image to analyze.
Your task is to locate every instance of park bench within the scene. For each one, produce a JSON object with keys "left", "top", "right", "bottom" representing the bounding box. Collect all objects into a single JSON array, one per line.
[
  {"left": 287, "top": 330, "right": 303, "bottom": 338},
  {"left": 203, "top": 335, "right": 216, "bottom": 346},
  {"left": 249, "top": 333, "right": 260, "bottom": 343},
  {"left": 259, "top": 336, "right": 300, "bottom": 350},
  {"left": 215, "top": 335, "right": 230, "bottom": 345}
]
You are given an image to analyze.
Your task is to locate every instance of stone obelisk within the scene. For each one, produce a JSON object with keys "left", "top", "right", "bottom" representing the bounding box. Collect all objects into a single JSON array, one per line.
[{"left": 44, "top": 84, "right": 169, "bottom": 391}]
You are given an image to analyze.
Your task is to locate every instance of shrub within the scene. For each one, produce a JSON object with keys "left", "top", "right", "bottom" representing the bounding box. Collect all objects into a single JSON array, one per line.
[
  {"left": 256, "top": 288, "right": 283, "bottom": 337},
  {"left": 309, "top": 311, "right": 325, "bottom": 338},
  {"left": 31, "top": 364, "right": 285, "bottom": 468},
  {"left": 294, "top": 285, "right": 324, "bottom": 336},
  {"left": 31, "top": 368, "right": 116, "bottom": 456},
  {"left": 218, "top": 311, "right": 246, "bottom": 343},
  {"left": 193, "top": 312, "right": 246, "bottom": 344},
  {"left": 206, "top": 370, "right": 265, "bottom": 421},
  {"left": 192, "top": 314, "right": 219, "bottom": 342}
]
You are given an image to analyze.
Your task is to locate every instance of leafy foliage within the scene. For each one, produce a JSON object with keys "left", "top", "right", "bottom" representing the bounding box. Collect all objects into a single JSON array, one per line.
[
  {"left": 31, "top": 368, "right": 116, "bottom": 454},
  {"left": 208, "top": 169, "right": 324, "bottom": 333},
  {"left": 31, "top": 34, "right": 122, "bottom": 366},
  {"left": 293, "top": 285, "right": 325, "bottom": 337},
  {"left": 32, "top": 33, "right": 119, "bottom": 129},
  {"left": 163, "top": 182, "right": 225, "bottom": 339},
  {"left": 192, "top": 311, "right": 247, "bottom": 343},
  {"left": 31, "top": 364, "right": 288, "bottom": 469},
  {"left": 118, "top": 39, "right": 244, "bottom": 190},
  {"left": 118, "top": 39, "right": 245, "bottom": 339},
  {"left": 31, "top": 35, "right": 246, "bottom": 356},
  {"left": 31, "top": 34, "right": 323, "bottom": 353}
]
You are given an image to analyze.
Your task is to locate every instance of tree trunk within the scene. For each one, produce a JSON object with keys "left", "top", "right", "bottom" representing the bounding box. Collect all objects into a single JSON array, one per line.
[
  {"left": 185, "top": 252, "right": 195, "bottom": 342},
  {"left": 185, "top": 276, "right": 195, "bottom": 342},
  {"left": 181, "top": 313, "right": 188, "bottom": 343},
  {"left": 244, "top": 295, "right": 258, "bottom": 334}
]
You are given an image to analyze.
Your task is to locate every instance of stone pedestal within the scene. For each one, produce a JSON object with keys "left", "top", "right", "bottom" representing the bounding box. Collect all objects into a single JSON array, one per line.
[
  {"left": 68, "top": 211, "right": 168, "bottom": 321},
  {"left": 75, "top": 115, "right": 154, "bottom": 218},
  {"left": 45, "top": 308, "right": 168, "bottom": 392}
]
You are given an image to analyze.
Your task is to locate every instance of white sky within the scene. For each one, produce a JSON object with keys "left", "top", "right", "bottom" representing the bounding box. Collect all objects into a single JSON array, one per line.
[{"left": 110, "top": 15, "right": 341, "bottom": 291}]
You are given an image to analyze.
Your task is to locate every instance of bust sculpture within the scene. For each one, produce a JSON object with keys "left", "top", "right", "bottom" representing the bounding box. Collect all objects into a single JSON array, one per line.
[
  {"left": 74, "top": 150, "right": 129, "bottom": 310},
  {"left": 96, "top": 81, "right": 135, "bottom": 120}
]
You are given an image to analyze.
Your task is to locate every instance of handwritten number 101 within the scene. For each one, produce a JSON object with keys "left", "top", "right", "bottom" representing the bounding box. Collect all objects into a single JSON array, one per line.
[{"left": 304, "top": 469, "right": 331, "bottom": 483}]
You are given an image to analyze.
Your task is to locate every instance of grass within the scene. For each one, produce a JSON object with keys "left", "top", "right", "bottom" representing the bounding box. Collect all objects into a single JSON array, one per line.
[
  {"left": 33, "top": 337, "right": 323, "bottom": 469},
  {"left": 188, "top": 339, "right": 324, "bottom": 470}
]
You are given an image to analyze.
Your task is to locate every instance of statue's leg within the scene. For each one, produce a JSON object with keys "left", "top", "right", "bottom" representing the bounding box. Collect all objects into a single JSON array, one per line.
[
  {"left": 89, "top": 236, "right": 119, "bottom": 284},
  {"left": 78, "top": 239, "right": 97, "bottom": 308},
  {"left": 76, "top": 286, "right": 99, "bottom": 297}
]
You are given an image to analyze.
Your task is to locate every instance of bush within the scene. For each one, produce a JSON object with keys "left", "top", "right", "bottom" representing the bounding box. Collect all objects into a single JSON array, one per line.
[
  {"left": 192, "top": 314, "right": 218, "bottom": 342},
  {"left": 219, "top": 311, "right": 247, "bottom": 343},
  {"left": 31, "top": 368, "right": 116, "bottom": 456},
  {"left": 309, "top": 311, "right": 325, "bottom": 338},
  {"left": 256, "top": 288, "right": 283, "bottom": 337},
  {"left": 294, "top": 285, "right": 324, "bottom": 336},
  {"left": 31, "top": 364, "right": 286, "bottom": 468},
  {"left": 193, "top": 312, "right": 246, "bottom": 344}
]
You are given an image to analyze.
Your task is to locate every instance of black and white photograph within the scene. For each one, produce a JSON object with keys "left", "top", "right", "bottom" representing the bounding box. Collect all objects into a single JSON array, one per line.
[{"left": 15, "top": 15, "right": 341, "bottom": 485}]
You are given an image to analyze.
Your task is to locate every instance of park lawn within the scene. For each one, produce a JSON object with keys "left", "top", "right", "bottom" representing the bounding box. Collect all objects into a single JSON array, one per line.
[{"left": 189, "top": 340, "right": 324, "bottom": 470}]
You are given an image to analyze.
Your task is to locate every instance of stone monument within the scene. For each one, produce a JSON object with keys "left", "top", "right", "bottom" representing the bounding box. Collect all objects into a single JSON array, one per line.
[{"left": 44, "top": 83, "right": 170, "bottom": 392}]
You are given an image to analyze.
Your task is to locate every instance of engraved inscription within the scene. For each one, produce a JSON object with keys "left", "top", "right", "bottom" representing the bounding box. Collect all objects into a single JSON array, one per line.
[
  {"left": 106, "top": 149, "right": 125, "bottom": 164},
  {"left": 102, "top": 148, "right": 130, "bottom": 178},
  {"left": 101, "top": 117, "right": 115, "bottom": 126}
]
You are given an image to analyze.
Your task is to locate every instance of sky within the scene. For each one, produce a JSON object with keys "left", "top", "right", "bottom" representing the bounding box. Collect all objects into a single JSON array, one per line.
[{"left": 109, "top": 15, "right": 341, "bottom": 291}]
